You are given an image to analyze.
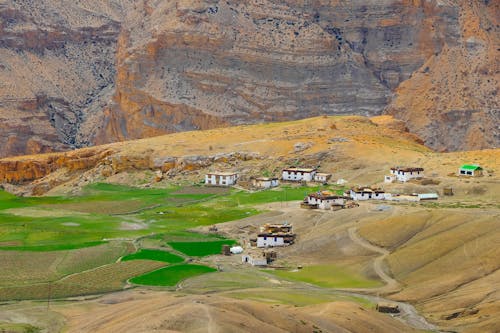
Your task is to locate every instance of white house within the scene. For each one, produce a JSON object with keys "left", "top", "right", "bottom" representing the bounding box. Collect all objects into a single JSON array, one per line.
[
  {"left": 256, "top": 233, "right": 295, "bottom": 248},
  {"left": 458, "top": 164, "right": 483, "bottom": 177},
  {"left": 305, "top": 191, "right": 348, "bottom": 209},
  {"left": 205, "top": 172, "right": 238, "bottom": 186},
  {"left": 314, "top": 173, "right": 332, "bottom": 183},
  {"left": 257, "top": 234, "right": 285, "bottom": 247},
  {"left": 252, "top": 177, "right": 279, "bottom": 189},
  {"left": 282, "top": 167, "right": 317, "bottom": 182},
  {"left": 242, "top": 254, "right": 267, "bottom": 266},
  {"left": 386, "top": 167, "right": 424, "bottom": 182},
  {"left": 349, "top": 187, "right": 385, "bottom": 201}
]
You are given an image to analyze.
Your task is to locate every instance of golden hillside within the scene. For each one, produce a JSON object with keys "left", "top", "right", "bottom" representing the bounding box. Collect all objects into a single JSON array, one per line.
[{"left": 0, "top": 115, "right": 498, "bottom": 197}]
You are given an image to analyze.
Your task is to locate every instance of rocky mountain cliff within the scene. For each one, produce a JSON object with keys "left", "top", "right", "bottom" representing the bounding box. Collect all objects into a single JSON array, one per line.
[{"left": 0, "top": 0, "right": 498, "bottom": 157}]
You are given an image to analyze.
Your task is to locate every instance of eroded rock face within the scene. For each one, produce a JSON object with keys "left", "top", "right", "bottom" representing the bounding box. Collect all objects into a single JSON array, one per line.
[
  {"left": 0, "top": 0, "right": 497, "bottom": 156},
  {"left": 386, "top": 1, "right": 499, "bottom": 151},
  {"left": 0, "top": 1, "right": 124, "bottom": 156}
]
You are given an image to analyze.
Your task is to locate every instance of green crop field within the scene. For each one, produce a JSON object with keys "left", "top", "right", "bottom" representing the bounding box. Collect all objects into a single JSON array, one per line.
[
  {"left": 0, "top": 184, "right": 337, "bottom": 251},
  {"left": 130, "top": 264, "right": 217, "bottom": 286},
  {"left": 168, "top": 240, "right": 237, "bottom": 257},
  {"left": 0, "top": 183, "right": 341, "bottom": 300},
  {"left": 121, "top": 249, "right": 184, "bottom": 263},
  {"left": 269, "top": 264, "right": 382, "bottom": 289}
]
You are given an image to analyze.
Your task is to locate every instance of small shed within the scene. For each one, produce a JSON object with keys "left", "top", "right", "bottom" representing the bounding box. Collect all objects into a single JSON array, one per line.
[
  {"left": 417, "top": 193, "right": 439, "bottom": 201},
  {"left": 458, "top": 164, "right": 483, "bottom": 177},
  {"left": 314, "top": 173, "right": 332, "bottom": 183},
  {"left": 242, "top": 254, "right": 267, "bottom": 266},
  {"left": 443, "top": 187, "right": 454, "bottom": 196},
  {"left": 252, "top": 177, "right": 279, "bottom": 189},
  {"left": 222, "top": 244, "right": 231, "bottom": 256},
  {"left": 376, "top": 302, "right": 400, "bottom": 313}
]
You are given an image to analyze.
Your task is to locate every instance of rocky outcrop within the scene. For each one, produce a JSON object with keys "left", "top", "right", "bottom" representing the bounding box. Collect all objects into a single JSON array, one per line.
[
  {"left": 0, "top": 148, "right": 114, "bottom": 184},
  {"left": 386, "top": 0, "right": 499, "bottom": 151},
  {"left": 0, "top": 0, "right": 498, "bottom": 156},
  {"left": 0, "top": 1, "right": 122, "bottom": 156},
  {"left": 97, "top": 0, "right": 456, "bottom": 145}
]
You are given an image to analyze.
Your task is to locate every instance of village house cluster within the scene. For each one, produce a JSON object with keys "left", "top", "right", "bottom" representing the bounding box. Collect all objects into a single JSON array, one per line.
[
  {"left": 217, "top": 162, "right": 484, "bottom": 268},
  {"left": 204, "top": 166, "right": 332, "bottom": 187}
]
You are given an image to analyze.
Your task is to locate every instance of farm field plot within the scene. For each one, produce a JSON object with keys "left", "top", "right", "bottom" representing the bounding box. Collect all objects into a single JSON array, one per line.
[
  {"left": 0, "top": 184, "right": 330, "bottom": 251},
  {"left": 0, "top": 183, "right": 342, "bottom": 300},
  {"left": 0, "top": 242, "right": 132, "bottom": 286},
  {"left": 121, "top": 249, "right": 184, "bottom": 263},
  {"left": 130, "top": 264, "right": 217, "bottom": 287},
  {"left": 270, "top": 264, "right": 382, "bottom": 289},
  {"left": 168, "top": 240, "right": 237, "bottom": 257},
  {"left": 0, "top": 260, "right": 165, "bottom": 301}
]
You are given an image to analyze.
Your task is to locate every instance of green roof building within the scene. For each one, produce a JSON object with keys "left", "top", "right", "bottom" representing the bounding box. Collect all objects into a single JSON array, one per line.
[{"left": 459, "top": 164, "right": 483, "bottom": 177}]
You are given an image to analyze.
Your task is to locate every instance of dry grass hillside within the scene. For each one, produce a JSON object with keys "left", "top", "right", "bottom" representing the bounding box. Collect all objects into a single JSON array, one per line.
[
  {"left": 0, "top": 115, "right": 498, "bottom": 198},
  {"left": 0, "top": 116, "right": 498, "bottom": 333},
  {"left": 50, "top": 290, "right": 418, "bottom": 333},
  {"left": 359, "top": 209, "right": 500, "bottom": 333}
]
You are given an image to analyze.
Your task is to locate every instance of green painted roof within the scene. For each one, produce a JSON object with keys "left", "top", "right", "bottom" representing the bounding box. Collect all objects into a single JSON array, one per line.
[{"left": 460, "top": 164, "right": 482, "bottom": 170}]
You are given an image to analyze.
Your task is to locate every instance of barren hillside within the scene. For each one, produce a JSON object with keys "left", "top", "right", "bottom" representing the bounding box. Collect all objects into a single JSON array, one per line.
[
  {"left": 0, "top": 0, "right": 498, "bottom": 157},
  {"left": 0, "top": 115, "right": 498, "bottom": 333}
]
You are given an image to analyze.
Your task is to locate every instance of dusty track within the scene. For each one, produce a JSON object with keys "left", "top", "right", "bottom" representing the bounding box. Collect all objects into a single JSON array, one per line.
[
  {"left": 347, "top": 227, "right": 401, "bottom": 293},
  {"left": 347, "top": 226, "right": 438, "bottom": 332}
]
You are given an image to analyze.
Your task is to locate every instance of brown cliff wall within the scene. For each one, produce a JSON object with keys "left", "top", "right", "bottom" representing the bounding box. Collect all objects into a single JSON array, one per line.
[
  {"left": 386, "top": 0, "right": 499, "bottom": 151},
  {"left": 0, "top": 0, "right": 498, "bottom": 156}
]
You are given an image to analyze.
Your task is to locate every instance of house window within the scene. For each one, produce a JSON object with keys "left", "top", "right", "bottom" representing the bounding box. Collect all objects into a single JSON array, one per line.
[
  {"left": 467, "top": 171, "right": 472, "bottom": 175},
  {"left": 263, "top": 236, "right": 267, "bottom": 240},
  {"left": 274, "top": 237, "right": 277, "bottom": 242}
]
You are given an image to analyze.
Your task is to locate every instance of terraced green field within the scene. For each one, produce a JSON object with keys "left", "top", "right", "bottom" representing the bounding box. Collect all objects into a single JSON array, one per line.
[
  {"left": 0, "top": 184, "right": 344, "bottom": 298},
  {"left": 121, "top": 249, "right": 184, "bottom": 263},
  {"left": 168, "top": 240, "right": 237, "bottom": 257},
  {"left": 130, "top": 264, "right": 217, "bottom": 286}
]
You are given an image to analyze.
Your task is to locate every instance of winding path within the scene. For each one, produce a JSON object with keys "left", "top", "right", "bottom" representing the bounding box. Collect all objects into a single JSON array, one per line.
[
  {"left": 347, "top": 226, "right": 438, "bottom": 332},
  {"left": 347, "top": 227, "right": 400, "bottom": 293}
]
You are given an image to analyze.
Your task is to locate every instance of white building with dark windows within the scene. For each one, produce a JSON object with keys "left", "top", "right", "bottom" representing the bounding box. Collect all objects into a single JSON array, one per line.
[
  {"left": 305, "top": 191, "right": 349, "bottom": 209},
  {"left": 256, "top": 233, "right": 295, "bottom": 248},
  {"left": 385, "top": 167, "right": 424, "bottom": 183},
  {"left": 349, "top": 187, "right": 385, "bottom": 201},
  {"left": 282, "top": 167, "right": 317, "bottom": 182},
  {"left": 205, "top": 172, "right": 238, "bottom": 186},
  {"left": 458, "top": 164, "right": 483, "bottom": 177}
]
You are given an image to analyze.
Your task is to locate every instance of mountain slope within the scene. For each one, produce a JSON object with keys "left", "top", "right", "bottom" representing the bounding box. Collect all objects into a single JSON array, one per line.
[{"left": 0, "top": 0, "right": 498, "bottom": 157}]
